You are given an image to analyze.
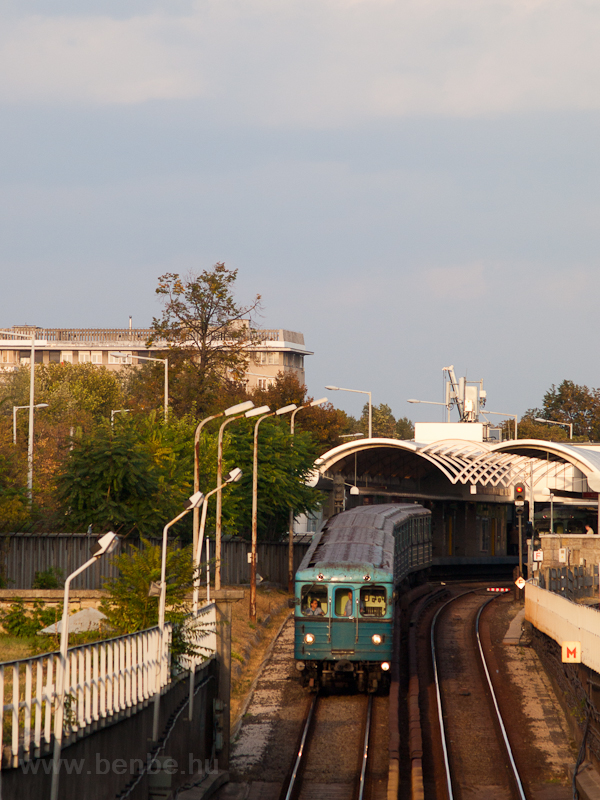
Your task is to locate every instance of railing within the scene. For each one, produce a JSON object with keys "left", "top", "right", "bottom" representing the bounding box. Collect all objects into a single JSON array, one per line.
[{"left": 0, "top": 624, "right": 171, "bottom": 768}]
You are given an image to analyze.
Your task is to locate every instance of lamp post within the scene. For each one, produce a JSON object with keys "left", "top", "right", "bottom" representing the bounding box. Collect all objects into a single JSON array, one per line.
[
  {"left": 214, "top": 404, "right": 266, "bottom": 590},
  {"left": 152, "top": 490, "right": 205, "bottom": 741},
  {"left": 482, "top": 410, "right": 519, "bottom": 440},
  {"left": 188, "top": 468, "right": 242, "bottom": 720},
  {"left": 287, "top": 397, "right": 328, "bottom": 591},
  {"left": 110, "top": 408, "right": 131, "bottom": 426},
  {"left": 534, "top": 417, "right": 574, "bottom": 440},
  {"left": 12, "top": 403, "right": 48, "bottom": 445},
  {"left": 250, "top": 403, "right": 297, "bottom": 620},
  {"left": 326, "top": 386, "right": 372, "bottom": 439},
  {"left": 50, "top": 532, "right": 119, "bottom": 800},
  {"left": 407, "top": 398, "right": 451, "bottom": 422},
  {"left": 0, "top": 328, "right": 39, "bottom": 500},
  {"left": 110, "top": 351, "right": 169, "bottom": 421},
  {"left": 192, "top": 401, "right": 254, "bottom": 560}
]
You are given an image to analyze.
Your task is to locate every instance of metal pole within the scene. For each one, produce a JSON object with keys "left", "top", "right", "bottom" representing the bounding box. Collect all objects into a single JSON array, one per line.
[
  {"left": 251, "top": 413, "right": 273, "bottom": 621},
  {"left": 153, "top": 508, "right": 189, "bottom": 741},
  {"left": 50, "top": 555, "right": 98, "bottom": 800},
  {"left": 288, "top": 407, "right": 300, "bottom": 594},
  {"left": 206, "top": 538, "right": 210, "bottom": 604},
  {"left": 368, "top": 391, "right": 372, "bottom": 439},
  {"left": 550, "top": 493, "right": 554, "bottom": 534},
  {"left": 514, "top": 415, "right": 518, "bottom": 440},
  {"left": 193, "top": 413, "right": 223, "bottom": 559},
  {"left": 164, "top": 357, "right": 169, "bottom": 422},
  {"left": 518, "top": 514, "right": 523, "bottom": 594},
  {"left": 216, "top": 415, "right": 245, "bottom": 590},
  {"left": 27, "top": 337, "right": 35, "bottom": 501},
  {"left": 12, "top": 406, "right": 18, "bottom": 445}
]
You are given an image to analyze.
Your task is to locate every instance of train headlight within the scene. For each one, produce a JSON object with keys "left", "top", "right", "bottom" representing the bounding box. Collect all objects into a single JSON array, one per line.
[
  {"left": 381, "top": 662, "right": 390, "bottom": 671},
  {"left": 304, "top": 633, "right": 315, "bottom": 644},
  {"left": 296, "top": 661, "right": 306, "bottom": 671},
  {"left": 371, "top": 634, "right": 382, "bottom": 645}
]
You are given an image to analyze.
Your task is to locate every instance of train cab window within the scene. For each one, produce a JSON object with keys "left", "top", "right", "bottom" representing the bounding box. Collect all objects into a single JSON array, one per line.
[
  {"left": 335, "top": 588, "right": 354, "bottom": 617},
  {"left": 360, "top": 586, "right": 387, "bottom": 617},
  {"left": 301, "top": 585, "right": 328, "bottom": 616}
]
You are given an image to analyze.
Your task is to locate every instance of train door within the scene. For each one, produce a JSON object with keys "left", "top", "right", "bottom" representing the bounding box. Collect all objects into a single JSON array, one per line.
[{"left": 331, "top": 587, "right": 356, "bottom": 652}]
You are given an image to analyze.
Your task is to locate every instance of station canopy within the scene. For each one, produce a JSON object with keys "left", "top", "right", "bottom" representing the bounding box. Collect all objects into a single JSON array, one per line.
[{"left": 314, "top": 438, "right": 600, "bottom": 501}]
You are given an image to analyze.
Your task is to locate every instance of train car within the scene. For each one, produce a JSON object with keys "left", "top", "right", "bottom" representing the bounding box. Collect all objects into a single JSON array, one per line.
[{"left": 294, "top": 503, "right": 432, "bottom": 692}]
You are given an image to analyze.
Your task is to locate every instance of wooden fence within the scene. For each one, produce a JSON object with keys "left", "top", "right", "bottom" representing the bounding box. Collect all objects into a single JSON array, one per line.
[{"left": 0, "top": 534, "right": 311, "bottom": 590}]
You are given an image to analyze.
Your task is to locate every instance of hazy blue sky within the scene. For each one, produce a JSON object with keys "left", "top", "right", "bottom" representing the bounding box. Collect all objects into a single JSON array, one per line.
[{"left": 2, "top": 1, "right": 599, "bottom": 423}]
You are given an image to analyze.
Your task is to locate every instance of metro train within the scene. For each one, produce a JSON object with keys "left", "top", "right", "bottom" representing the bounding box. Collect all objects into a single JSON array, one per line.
[{"left": 294, "top": 503, "right": 432, "bottom": 693}]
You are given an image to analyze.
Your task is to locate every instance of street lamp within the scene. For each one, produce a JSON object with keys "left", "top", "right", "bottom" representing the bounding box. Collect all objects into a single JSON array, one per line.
[
  {"left": 287, "top": 397, "right": 328, "bottom": 591},
  {"left": 192, "top": 401, "right": 254, "bottom": 560},
  {"left": 50, "top": 532, "right": 119, "bottom": 800},
  {"left": 110, "top": 408, "right": 131, "bottom": 426},
  {"left": 152, "top": 490, "right": 206, "bottom": 741},
  {"left": 250, "top": 403, "right": 297, "bottom": 620},
  {"left": 340, "top": 432, "right": 364, "bottom": 438},
  {"left": 12, "top": 403, "right": 48, "bottom": 445},
  {"left": 407, "top": 398, "right": 451, "bottom": 422},
  {"left": 326, "top": 386, "right": 372, "bottom": 439},
  {"left": 0, "top": 328, "right": 39, "bottom": 500},
  {"left": 214, "top": 404, "right": 266, "bottom": 590},
  {"left": 188, "top": 467, "right": 242, "bottom": 720},
  {"left": 481, "top": 410, "right": 519, "bottom": 440},
  {"left": 534, "top": 417, "right": 573, "bottom": 440},
  {"left": 110, "top": 351, "right": 169, "bottom": 421}
]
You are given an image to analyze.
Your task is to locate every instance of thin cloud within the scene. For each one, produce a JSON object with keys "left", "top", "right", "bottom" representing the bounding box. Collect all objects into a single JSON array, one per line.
[{"left": 0, "top": 2, "right": 599, "bottom": 121}]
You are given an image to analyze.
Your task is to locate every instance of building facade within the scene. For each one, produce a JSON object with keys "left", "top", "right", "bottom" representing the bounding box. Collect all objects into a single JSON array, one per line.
[{"left": 0, "top": 324, "right": 312, "bottom": 390}]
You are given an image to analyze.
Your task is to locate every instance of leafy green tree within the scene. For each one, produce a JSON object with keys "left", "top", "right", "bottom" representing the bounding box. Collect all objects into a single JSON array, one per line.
[
  {"left": 395, "top": 416, "right": 414, "bottom": 439},
  {"left": 37, "top": 362, "right": 122, "bottom": 422},
  {"left": 58, "top": 415, "right": 196, "bottom": 536},
  {"left": 101, "top": 539, "right": 193, "bottom": 633},
  {"left": 224, "top": 417, "right": 323, "bottom": 540},
  {"left": 149, "top": 264, "right": 261, "bottom": 413}
]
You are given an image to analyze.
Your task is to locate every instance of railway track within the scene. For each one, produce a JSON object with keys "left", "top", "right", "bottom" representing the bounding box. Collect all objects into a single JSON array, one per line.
[
  {"left": 431, "top": 592, "right": 526, "bottom": 800},
  {"left": 279, "top": 692, "right": 386, "bottom": 800}
]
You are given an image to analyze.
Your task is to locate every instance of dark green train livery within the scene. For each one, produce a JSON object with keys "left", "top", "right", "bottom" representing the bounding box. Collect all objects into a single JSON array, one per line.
[{"left": 294, "top": 503, "right": 432, "bottom": 692}]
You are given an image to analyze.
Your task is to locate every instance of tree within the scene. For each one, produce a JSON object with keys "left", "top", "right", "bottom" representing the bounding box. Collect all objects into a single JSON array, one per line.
[
  {"left": 101, "top": 539, "right": 193, "bottom": 634},
  {"left": 37, "top": 362, "right": 122, "bottom": 422},
  {"left": 224, "top": 417, "right": 323, "bottom": 540},
  {"left": 57, "top": 415, "right": 196, "bottom": 537},
  {"left": 358, "top": 402, "right": 413, "bottom": 440},
  {"left": 395, "top": 416, "right": 414, "bottom": 439},
  {"left": 249, "top": 372, "right": 352, "bottom": 451},
  {"left": 149, "top": 265, "right": 261, "bottom": 413},
  {"left": 519, "top": 380, "right": 600, "bottom": 441}
]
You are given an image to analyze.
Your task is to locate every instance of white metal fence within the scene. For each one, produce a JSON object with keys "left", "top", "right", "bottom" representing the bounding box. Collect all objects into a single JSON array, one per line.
[{"left": 0, "top": 624, "right": 171, "bottom": 768}]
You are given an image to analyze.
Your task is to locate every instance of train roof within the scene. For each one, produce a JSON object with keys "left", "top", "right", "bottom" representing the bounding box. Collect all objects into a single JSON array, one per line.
[{"left": 297, "top": 503, "right": 429, "bottom": 578}]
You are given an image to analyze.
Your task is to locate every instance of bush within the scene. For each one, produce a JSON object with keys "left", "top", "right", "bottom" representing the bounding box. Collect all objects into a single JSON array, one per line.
[
  {"left": 32, "top": 567, "right": 64, "bottom": 589},
  {"left": 1, "top": 599, "right": 57, "bottom": 637}
]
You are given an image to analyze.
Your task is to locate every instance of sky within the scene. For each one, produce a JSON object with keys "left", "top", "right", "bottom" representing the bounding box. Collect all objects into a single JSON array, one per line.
[{"left": 1, "top": 0, "right": 600, "bottom": 424}]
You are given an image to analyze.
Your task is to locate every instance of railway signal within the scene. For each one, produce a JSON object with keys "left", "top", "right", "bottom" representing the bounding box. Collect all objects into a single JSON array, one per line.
[{"left": 514, "top": 483, "right": 525, "bottom": 514}]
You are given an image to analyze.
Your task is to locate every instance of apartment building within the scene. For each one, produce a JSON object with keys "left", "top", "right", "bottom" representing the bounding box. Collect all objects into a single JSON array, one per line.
[{"left": 0, "top": 324, "right": 312, "bottom": 389}]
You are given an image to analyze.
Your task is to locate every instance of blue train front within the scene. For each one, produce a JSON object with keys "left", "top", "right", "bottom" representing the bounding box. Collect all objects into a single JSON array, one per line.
[{"left": 294, "top": 504, "right": 432, "bottom": 692}]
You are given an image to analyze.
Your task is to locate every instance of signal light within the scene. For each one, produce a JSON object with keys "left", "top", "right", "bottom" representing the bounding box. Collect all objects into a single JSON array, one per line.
[{"left": 514, "top": 482, "right": 526, "bottom": 514}]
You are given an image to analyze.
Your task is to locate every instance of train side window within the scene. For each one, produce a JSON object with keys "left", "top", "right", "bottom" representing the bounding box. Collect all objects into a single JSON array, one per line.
[
  {"left": 360, "top": 586, "right": 387, "bottom": 617},
  {"left": 335, "top": 588, "right": 354, "bottom": 617},
  {"left": 301, "top": 585, "right": 328, "bottom": 616}
]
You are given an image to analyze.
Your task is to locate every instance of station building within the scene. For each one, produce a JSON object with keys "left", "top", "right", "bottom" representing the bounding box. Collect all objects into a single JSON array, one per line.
[{"left": 312, "top": 422, "right": 600, "bottom": 572}]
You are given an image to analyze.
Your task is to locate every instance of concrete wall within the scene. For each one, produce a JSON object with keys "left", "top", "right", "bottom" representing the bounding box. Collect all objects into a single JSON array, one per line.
[
  {"left": 525, "top": 583, "right": 600, "bottom": 673},
  {"left": 1, "top": 659, "right": 219, "bottom": 800}
]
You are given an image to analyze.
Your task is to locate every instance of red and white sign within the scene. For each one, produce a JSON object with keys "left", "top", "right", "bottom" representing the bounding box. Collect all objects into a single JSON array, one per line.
[
  {"left": 533, "top": 550, "right": 544, "bottom": 562},
  {"left": 487, "top": 587, "right": 510, "bottom": 593},
  {"left": 562, "top": 642, "right": 581, "bottom": 663},
  {"left": 515, "top": 577, "right": 526, "bottom": 589}
]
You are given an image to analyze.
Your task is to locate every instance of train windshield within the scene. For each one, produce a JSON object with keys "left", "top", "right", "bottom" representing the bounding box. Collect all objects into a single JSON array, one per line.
[
  {"left": 360, "top": 586, "right": 387, "bottom": 617},
  {"left": 334, "top": 588, "right": 354, "bottom": 617},
  {"left": 301, "top": 585, "right": 328, "bottom": 616}
]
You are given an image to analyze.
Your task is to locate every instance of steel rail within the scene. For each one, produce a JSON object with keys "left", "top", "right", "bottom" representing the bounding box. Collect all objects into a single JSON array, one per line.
[
  {"left": 356, "top": 694, "right": 373, "bottom": 800},
  {"left": 475, "top": 598, "right": 527, "bottom": 800},
  {"left": 431, "top": 592, "right": 527, "bottom": 800},
  {"left": 281, "top": 693, "right": 318, "bottom": 800}
]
